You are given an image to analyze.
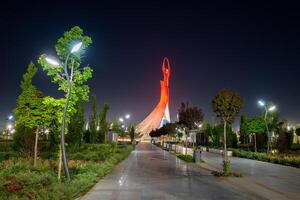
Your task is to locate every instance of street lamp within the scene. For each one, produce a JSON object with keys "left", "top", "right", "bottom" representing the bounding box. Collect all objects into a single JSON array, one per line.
[
  {"left": 45, "top": 41, "right": 83, "bottom": 182},
  {"left": 119, "top": 118, "right": 124, "bottom": 122},
  {"left": 258, "top": 100, "right": 276, "bottom": 153},
  {"left": 8, "top": 115, "right": 13, "bottom": 120}
]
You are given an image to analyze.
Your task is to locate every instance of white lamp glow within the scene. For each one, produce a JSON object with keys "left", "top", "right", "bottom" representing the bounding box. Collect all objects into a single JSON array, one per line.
[
  {"left": 268, "top": 106, "right": 276, "bottom": 111},
  {"left": 71, "top": 42, "right": 83, "bottom": 53},
  {"left": 258, "top": 100, "right": 265, "bottom": 106},
  {"left": 45, "top": 57, "right": 60, "bottom": 66}
]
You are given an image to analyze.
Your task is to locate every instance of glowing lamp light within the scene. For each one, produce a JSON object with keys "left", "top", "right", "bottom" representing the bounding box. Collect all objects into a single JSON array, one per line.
[
  {"left": 8, "top": 115, "right": 13, "bottom": 120},
  {"left": 125, "top": 114, "right": 130, "bottom": 119},
  {"left": 268, "top": 106, "right": 276, "bottom": 111},
  {"left": 258, "top": 100, "right": 265, "bottom": 107},
  {"left": 119, "top": 118, "right": 124, "bottom": 122},
  {"left": 7, "top": 124, "right": 12, "bottom": 130},
  {"left": 71, "top": 42, "right": 83, "bottom": 53},
  {"left": 45, "top": 57, "right": 60, "bottom": 66}
]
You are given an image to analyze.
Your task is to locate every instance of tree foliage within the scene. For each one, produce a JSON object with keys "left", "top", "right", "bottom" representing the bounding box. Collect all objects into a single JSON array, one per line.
[
  {"left": 212, "top": 89, "right": 244, "bottom": 124},
  {"left": 178, "top": 102, "right": 204, "bottom": 130},
  {"left": 89, "top": 94, "right": 98, "bottom": 143},
  {"left": 245, "top": 116, "right": 265, "bottom": 135},
  {"left": 38, "top": 26, "right": 93, "bottom": 126},
  {"left": 14, "top": 62, "right": 45, "bottom": 155},
  {"left": 67, "top": 101, "right": 84, "bottom": 146},
  {"left": 99, "top": 103, "right": 110, "bottom": 143},
  {"left": 14, "top": 62, "right": 44, "bottom": 129}
]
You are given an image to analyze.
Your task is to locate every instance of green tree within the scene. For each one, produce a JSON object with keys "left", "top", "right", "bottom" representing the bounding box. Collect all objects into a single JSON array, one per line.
[
  {"left": 68, "top": 101, "right": 84, "bottom": 147},
  {"left": 129, "top": 125, "right": 135, "bottom": 143},
  {"left": 245, "top": 116, "right": 265, "bottom": 152},
  {"left": 89, "top": 94, "right": 98, "bottom": 143},
  {"left": 99, "top": 103, "right": 110, "bottom": 143},
  {"left": 212, "top": 89, "right": 243, "bottom": 173},
  {"left": 14, "top": 62, "right": 45, "bottom": 167},
  {"left": 38, "top": 26, "right": 93, "bottom": 181},
  {"left": 239, "top": 115, "right": 248, "bottom": 145},
  {"left": 178, "top": 102, "right": 204, "bottom": 154}
]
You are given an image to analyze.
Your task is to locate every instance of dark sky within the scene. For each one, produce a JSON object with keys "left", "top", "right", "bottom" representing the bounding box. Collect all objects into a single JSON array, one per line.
[{"left": 1, "top": 1, "right": 300, "bottom": 127}]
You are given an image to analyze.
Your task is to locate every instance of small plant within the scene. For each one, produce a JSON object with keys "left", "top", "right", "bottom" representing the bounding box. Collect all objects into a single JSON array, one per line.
[{"left": 223, "top": 160, "right": 231, "bottom": 173}]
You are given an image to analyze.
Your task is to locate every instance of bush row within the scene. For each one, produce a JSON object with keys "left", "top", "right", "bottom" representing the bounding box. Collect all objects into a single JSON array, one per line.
[{"left": 232, "top": 149, "right": 300, "bottom": 168}]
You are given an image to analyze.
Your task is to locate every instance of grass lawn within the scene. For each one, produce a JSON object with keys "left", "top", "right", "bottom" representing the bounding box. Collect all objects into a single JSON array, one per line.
[{"left": 0, "top": 143, "right": 132, "bottom": 200}]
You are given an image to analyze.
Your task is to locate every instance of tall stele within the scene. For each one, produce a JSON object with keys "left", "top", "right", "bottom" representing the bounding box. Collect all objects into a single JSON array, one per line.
[{"left": 136, "top": 57, "right": 171, "bottom": 141}]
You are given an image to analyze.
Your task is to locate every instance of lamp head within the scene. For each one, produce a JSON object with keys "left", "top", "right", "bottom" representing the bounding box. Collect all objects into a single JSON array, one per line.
[
  {"left": 258, "top": 100, "right": 265, "bottom": 107},
  {"left": 45, "top": 57, "right": 60, "bottom": 66},
  {"left": 71, "top": 42, "right": 83, "bottom": 53},
  {"left": 268, "top": 105, "right": 276, "bottom": 111}
]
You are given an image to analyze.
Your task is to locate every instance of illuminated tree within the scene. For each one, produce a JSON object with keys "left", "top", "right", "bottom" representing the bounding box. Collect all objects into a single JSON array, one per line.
[
  {"left": 99, "top": 103, "right": 110, "bottom": 143},
  {"left": 14, "top": 62, "right": 51, "bottom": 167},
  {"left": 212, "top": 89, "right": 243, "bottom": 173},
  {"left": 38, "top": 26, "right": 93, "bottom": 181},
  {"left": 68, "top": 101, "right": 84, "bottom": 147},
  {"left": 245, "top": 116, "right": 265, "bottom": 152},
  {"left": 89, "top": 94, "right": 98, "bottom": 143}
]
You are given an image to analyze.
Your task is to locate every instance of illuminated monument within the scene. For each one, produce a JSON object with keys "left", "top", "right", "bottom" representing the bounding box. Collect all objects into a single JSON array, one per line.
[{"left": 136, "top": 57, "right": 171, "bottom": 141}]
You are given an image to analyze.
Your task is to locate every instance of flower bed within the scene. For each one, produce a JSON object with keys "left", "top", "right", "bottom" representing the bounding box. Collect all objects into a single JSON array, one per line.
[{"left": 232, "top": 149, "right": 300, "bottom": 168}]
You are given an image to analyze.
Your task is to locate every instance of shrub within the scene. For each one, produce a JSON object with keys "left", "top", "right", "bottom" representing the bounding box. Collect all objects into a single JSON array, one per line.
[
  {"left": 0, "top": 152, "right": 18, "bottom": 161},
  {"left": 177, "top": 154, "right": 195, "bottom": 162},
  {"left": 223, "top": 160, "right": 231, "bottom": 173}
]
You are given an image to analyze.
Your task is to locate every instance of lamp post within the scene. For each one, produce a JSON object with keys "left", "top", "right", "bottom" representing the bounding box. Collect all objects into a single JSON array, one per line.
[
  {"left": 46, "top": 42, "right": 82, "bottom": 182},
  {"left": 258, "top": 100, "right": 276, "bottom": 154}
]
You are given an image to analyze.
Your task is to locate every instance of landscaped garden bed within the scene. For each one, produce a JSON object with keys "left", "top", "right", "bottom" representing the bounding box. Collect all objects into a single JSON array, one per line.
[
  {"left": 0, "top": 143, "right": 132, "bottom": 200},
  {"left": 232, "top": 149, "right": 300, "bottom": 168}
]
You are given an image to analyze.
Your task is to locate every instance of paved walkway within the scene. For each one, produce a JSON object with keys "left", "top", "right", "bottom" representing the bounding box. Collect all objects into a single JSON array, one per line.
[
  {"left": 80, "top": 143, "right": 300, "bottom": 200},
  {"left": 201, "top": 151, "right": 300, "bottom": 199}
]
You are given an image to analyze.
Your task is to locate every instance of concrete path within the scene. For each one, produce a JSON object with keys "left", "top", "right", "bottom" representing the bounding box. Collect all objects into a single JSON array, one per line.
[
  {"left": 80, "top": 143, "right": 300, "bottom": 200},
  {"left": 201, "top": 151, "right": 300, "bottom": 200}
]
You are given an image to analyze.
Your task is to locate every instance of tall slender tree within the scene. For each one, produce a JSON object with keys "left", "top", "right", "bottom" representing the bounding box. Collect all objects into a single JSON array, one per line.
[
  {"left": 89, "top": 94, "right": 98, "bottom": 143},
  {"left": 212, "top": 89, "right": 243, "bottom": 173},
  {"left": 14, "top": 62, "right": 44, "bottom": 167},
  {"left": 68, "top": 101, "right": 85, "bottom": 146},
  {"left": 99, "top": 103, "right": 110, "bottom": 143}
]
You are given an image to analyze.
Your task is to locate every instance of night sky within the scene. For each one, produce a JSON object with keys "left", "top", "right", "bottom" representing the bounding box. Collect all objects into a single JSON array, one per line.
[{"left": 1, "top": 1, "right": 300, "bottom": 127}]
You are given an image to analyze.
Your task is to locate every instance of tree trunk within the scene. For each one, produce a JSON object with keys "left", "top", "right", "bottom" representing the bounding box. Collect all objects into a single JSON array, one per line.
[
  {"left": 34, "top": 128, "right": 39, "bottom": 168},
  {"left": 223, "top": 122, "right": 227, "bottom": 161},
  {"left": 58, "top": 146, "right": 62, "bottom": 181},
  {"left": 185, "top": 130, "right": 188, "bottom": 155},
  {"left": 254, "top": 133, "right": 257, "bottom": 152},
  {"left": 247, "top": 135, "right": 250, "bottom": 151}
]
